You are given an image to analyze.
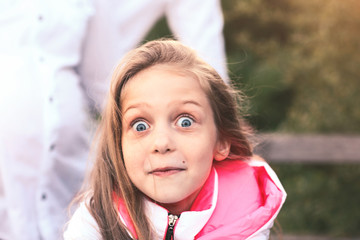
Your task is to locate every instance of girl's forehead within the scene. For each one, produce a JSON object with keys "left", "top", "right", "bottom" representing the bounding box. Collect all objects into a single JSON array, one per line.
[{"left": 120, "top": 64, "right": 207, "bottom": 100}]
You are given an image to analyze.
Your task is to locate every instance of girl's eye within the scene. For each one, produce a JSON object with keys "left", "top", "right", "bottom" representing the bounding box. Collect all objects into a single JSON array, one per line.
[
  {"left": 176, "top": 116, "right": 194, "bottom": 128},
  {"left": 132, "top": 121, "right": 149, "bottom": 132}
]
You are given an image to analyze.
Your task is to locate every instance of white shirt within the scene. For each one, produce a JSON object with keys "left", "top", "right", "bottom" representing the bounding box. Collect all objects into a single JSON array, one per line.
[{"left": 0, "top": 1, "right": 94, "bottom": 239}]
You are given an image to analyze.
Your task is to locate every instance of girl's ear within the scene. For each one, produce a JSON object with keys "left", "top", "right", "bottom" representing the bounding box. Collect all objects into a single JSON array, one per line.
[{"left": 214, "top": 139, "right": 231, "bottom": 161}]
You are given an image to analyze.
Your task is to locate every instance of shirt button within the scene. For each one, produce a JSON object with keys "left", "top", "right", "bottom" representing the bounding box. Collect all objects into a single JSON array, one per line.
[
  {"left": 41, "top": 193, "right": 47, "bottom": 200},
  {"left": 50, "top": 144, "right": 56, "bottom": 151},
  {"left": 49, "top": 97, "right": 53, "bottom": 102},
  {"left": 38, "top": 15, "right": 43, "bottom": 21}
]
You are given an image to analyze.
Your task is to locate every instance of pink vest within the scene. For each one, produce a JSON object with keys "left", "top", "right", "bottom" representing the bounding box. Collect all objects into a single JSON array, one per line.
[{"left": 116, "top": 159, "right": 286, "bottom": 239}]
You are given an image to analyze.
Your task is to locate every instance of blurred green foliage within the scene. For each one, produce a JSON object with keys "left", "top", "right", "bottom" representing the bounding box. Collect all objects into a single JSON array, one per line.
[
  {"left": 272, "top": 163, "right": 360, "bottom": 237},
  {"left": 222, "top": 0, "right": 360, "bottom": 133}
]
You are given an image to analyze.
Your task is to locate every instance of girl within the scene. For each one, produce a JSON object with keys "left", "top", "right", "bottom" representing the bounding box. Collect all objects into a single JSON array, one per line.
[{"left": 64, "top": 39, "right": 286, "bottom": 240}]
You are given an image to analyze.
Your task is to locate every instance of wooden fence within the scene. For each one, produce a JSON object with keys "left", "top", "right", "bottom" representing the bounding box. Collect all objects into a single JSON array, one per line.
[{"left": 254, "top": 134, "right": 360, "bottom": 163}]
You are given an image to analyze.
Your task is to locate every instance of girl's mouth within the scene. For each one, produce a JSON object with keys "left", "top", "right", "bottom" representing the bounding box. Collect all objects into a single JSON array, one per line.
[{"left": 149, "top": 167, "right": 185, "bottom": 177}]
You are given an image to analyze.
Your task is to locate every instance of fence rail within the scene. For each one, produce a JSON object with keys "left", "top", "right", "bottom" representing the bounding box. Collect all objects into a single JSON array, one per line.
[{"left": 254, "top": 134, "right": 360, "bottom": 163}]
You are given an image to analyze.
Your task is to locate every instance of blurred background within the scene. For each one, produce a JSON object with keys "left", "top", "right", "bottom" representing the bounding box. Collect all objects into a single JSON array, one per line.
[{"left": 145, "top": 0, "right": 360, "bottom": 239}]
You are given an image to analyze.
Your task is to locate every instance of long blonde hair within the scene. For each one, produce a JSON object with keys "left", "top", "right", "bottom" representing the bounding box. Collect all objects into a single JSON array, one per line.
[{"left": 88, "top": 39, "right": 253, "bottom": 239}]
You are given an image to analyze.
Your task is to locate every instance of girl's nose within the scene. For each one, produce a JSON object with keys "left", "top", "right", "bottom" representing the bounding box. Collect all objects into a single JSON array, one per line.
[{"left": 152, "top": 128, "right": 174, "bottom": 154}]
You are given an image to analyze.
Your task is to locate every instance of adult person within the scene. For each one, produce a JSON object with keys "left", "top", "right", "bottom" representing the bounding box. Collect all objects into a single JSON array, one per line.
[
  {"left": 0, "top": 1, "right": 94, "bottom": 239},
  {"left": 0, "top": 0, "right": 227, "bottom": 239}
]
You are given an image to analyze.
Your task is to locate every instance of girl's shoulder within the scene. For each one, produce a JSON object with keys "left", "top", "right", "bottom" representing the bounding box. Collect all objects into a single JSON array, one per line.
[{"left": 63, "top": 201, "right": 102, "bottom": 240}]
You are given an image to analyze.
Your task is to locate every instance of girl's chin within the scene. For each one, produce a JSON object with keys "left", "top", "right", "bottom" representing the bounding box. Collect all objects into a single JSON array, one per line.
[{"left": 150, "top": 190, "right": 202, "bottom": 214}]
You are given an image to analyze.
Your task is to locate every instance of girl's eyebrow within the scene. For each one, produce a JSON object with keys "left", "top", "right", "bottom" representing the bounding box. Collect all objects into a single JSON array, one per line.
[
  {"left": 123, "top": 103, "right": 151, "bottom": 115},
  {"left": 181, "top": 100, "right": 202, "bottom": 108},
  {"left": 123, "top": 100, "right": 203, "bottom": 115}
]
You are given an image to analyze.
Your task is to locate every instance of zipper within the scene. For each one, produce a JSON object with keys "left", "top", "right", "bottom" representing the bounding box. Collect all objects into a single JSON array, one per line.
[{"left": 165, "top": 213, "right": 179, "bottom": 240}]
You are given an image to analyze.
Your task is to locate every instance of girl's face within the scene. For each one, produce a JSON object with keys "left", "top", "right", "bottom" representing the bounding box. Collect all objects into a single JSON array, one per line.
[{"left": 121, "top": 65, "right": 227, "bottom": 214}]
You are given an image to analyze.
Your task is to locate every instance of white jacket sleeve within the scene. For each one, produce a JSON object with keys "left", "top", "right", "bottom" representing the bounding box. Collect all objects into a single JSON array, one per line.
[{"left": 63, "top": 202, "right": 102, "bottom": 240}]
